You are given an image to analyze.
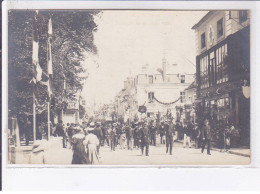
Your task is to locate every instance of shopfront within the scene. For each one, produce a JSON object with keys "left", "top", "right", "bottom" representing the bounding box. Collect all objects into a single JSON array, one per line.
[{"left": 196, "top": 25, "right": 250, "bottom": 147}]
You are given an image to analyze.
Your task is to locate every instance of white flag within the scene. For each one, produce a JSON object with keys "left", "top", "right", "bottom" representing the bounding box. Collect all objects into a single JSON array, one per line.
[{"left": 48, "top": 18, "right": 53, "bottom": 35}]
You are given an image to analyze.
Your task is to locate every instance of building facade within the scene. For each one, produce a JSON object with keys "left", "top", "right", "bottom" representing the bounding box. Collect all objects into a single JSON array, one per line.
[
  {"left": 115, "top": 77, "right": 138, "bottom": 123},
  {"left": 192, "top": 10, "right": 250, "bottom": 146},
  {"left": 135, "top": 63, "right": 194, "bottom": 121},
  {"left": 176, "top": 81, "right": 197, "bottom": 124}
]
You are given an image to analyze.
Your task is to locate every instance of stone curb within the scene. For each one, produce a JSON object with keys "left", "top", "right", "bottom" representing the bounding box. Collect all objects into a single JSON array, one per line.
[{"left": 175, "top": 140, "right": 250, "bottom": 158}]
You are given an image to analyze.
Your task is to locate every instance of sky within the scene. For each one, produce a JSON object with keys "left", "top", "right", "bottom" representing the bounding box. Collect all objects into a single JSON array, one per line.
[{"left": 81, "top": 10, "right": 208, "bottom": 107}]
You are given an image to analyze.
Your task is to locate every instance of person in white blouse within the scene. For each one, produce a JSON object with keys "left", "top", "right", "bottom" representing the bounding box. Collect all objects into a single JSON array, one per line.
[{"left": 83, "top": 124, "right": 100, "bottom": 164}]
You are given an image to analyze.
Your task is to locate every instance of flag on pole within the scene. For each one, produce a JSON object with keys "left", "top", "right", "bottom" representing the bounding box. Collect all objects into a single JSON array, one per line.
[
  {"left": 48, "top": 17, "right": 53, "bottom": 35},
  {"left": 32, "top": 12, "right": 43, "bottom": 84},
  {"left": 47, "top": 18, "right": 53, "bottom": 75},
  {"left": 40, "top": 17, "right": 53, "bottom": 99}
]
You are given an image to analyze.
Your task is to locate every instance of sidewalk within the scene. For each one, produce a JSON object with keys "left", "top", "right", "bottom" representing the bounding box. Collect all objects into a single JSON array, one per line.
[
  {"left": 9, "top": 136, "right": 73, "bottom": 164},
  {"left": 175, "top": 140, "right": 250, "bottom": 158},
  {"left": 212, "top": 147, "right": 250, "bottom": 158}
]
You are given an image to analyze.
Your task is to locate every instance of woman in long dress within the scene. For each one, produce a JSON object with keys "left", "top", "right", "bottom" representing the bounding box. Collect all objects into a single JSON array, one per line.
[
  {"left": 84, "top": 127, "right": 100, "bottom": 164},
  {"left": 71, "top": 130, "right": 88, "bottom": 164}
]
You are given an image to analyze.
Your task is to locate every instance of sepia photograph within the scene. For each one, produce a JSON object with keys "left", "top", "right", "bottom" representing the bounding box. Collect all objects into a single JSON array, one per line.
[{"left": 7, "top": 9, "right": 251, "bottom": 165}]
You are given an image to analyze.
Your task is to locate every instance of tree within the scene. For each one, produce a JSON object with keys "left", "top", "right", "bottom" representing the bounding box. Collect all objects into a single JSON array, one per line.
[{"left": 8, "top": 10, "right": 100, "bottom": 136}]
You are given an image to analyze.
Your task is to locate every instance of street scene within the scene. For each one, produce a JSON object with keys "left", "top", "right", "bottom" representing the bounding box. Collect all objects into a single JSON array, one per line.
[{"left": 8, "top": 10, "right": 250, "bottom": 165}]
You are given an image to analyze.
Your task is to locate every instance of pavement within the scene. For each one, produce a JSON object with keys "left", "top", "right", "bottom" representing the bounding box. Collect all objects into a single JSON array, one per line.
[
  {"left": 98, "top": 143, "right": 250, "bottom": 165},
  {"left": 12, "top": 137, "right": 250, "bottom": 165},
  {"left": 42, "top": 139, "right": 250, "bottom": 165},
  {"left": 175, "top": 139, "right": 250, "bottom": 158}
]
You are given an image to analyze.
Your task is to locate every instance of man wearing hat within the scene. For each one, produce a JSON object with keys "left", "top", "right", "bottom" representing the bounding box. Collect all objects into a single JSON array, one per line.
[
  {"left": 159, "top": 121, "right": 166, "bottom": 144},
  {"left": 87, "top": 122, "right": 95, "bottom": 132},
  {"left": 165, "top": 120, "right": 175, "bottom": 155},
  {"left": 193, "top": 123, "right": 201, "bottom": 149},
  {"left": 149, "top": 120, "right": 157, "bottom": 146},
  {"left": 140, "top": 121, "right": 150, "bottom": 156},
  {"left": 201, "top": 119, "right": 212, "bottom": 155},
  {"left": 125, "top": 123, "right": 134, "bottom": 150},
  {"left": 109, "top": 123, "right": 117, "bottom": 151},
  {"left": 133, "top": 122, "right": 139, "bottom": 148},
  {"left": 94, "top": 122, "right": 103, "bottom": 156}
]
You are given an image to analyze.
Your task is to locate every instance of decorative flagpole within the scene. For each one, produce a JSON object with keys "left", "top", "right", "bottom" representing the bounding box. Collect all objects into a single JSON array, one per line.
[
  {"left": 32, "top": 11, "right": 40, "bottom": 142},
  {"left": 33, "top": 84, "right": 36, "bottom": 141},
  {"left": 47, "top": 16, "right": 53, "bottom": 140},
  {"left": 47, "top": 99, "right": 50, "bottom": 140}
]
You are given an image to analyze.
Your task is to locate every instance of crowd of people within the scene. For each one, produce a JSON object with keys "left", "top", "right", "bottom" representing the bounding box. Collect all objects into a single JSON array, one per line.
[{"left": 52, "top": 117, "right": 219, "bottom": 164}]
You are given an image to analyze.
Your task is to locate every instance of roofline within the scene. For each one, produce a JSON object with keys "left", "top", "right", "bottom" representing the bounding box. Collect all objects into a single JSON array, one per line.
[{"left": 191, "top": 11, "right": 214, "bottom": 30}]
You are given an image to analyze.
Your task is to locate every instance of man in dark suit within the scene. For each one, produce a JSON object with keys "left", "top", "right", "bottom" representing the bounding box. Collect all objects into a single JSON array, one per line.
[
  {"left": 125, "top": 124, "right": 134, "bottom": 150},
  {"left": 149, "top": 120, "right": 157, "bottom": 146},
  {"left": 201, "top": 119, "right": 212, "bottom": 155},
  {"left": 165, "top": 120, "right": 175, "bottom": 155},
  {"left": 159, "top": 122, "right": 165, "bottom": 144},
  {"left": 94, "top": 122, "right": 103, "bottom": 155},
  {"left": 141, "top": 121, "right": 150, "bottom": 156}
]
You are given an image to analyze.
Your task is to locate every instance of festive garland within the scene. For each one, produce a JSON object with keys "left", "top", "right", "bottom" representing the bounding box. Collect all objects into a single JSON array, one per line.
[{"left": 153, "top": 96, "right": 180, "bottom": 105}]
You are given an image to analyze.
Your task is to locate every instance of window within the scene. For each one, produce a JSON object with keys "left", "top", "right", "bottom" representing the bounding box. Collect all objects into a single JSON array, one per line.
[
  {"left": 148, "top": 92, "right": 154, "bottom": 101},
  {"left": 209, "top": 51, "right": 216, "bottom": 86},
  {"left": 180, "top": 92, "right": 186, "bottom": 103},
  {"left": 201, "top": 32, "right": 206, "bottom": 49},
  {"left": 239, "top": 10, "right": 248, "bottom": 24},
  {"left": 216, "top": 44, "right": 228, "bottom": 84},
  {"left": 217, "top": 18, "right": 224, "bottom": 38},
  {"left": 180, "top": 75, "right": 185, "bottom": 83},
  {"left": 200, "top": 55, "right": 209, "bottom": 89},
  {"left": 149, "top": 75, "right": 153, "bottom": 84},
  {"left": 137, "top": 75, "right": 147, "bottom": 84}
]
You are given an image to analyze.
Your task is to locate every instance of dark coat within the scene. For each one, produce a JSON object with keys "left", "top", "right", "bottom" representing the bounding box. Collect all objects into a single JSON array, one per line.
[
  {"left": 94, "top": 127, "right": 103, "bottom": 140},
  {"left": 159, "top": 125, "right": 165, "bottom": 136},
  {"left": 141, "top": 127, "right": 150, "bottom": 144},
  {"left": 125, "top": 126, "right": 133, "bottom": 139},
  {"left": 166, "top": 123, "right": 175, "bottom": 137},
  {"left": 71, "top": 138, "right": 88, "bottom": 164},
  {"left": 149, "top": 124, "right": 157, "bottom": 135},
  {"left": 186, "top": 123, "right": 194, "bottom": 137},
  {"left": 202, "top": 125, "right": 212, "bottom": 140}
]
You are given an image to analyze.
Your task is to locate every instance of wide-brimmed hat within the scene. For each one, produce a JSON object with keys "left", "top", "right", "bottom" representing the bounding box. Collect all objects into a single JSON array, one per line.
[
  {"left": 72, "top": 133, "right": 85, "bottom": 139},
  {"left": 113, "top": 123, "right": 117, "bottom": 126},
  {"left": 90, "top": 122, "right": 95, "bottom": 127},
  {"left": 87, "top": 127, "right": 95, "bottom": 132},
  {"left": 32, "top": 139, "right": 48, "bottom": 153}
]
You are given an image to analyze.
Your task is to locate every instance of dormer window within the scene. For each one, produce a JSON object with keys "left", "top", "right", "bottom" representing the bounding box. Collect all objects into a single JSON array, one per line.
[
  {"left": 149, "top": 75, "right": 153, "bottom": 84},
  {"left": 180, "top": 75, "right": 185, "bottom": 83}
]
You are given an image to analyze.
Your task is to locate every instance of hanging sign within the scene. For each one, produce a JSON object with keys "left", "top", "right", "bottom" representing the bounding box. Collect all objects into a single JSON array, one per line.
[{"left": 138, "top": 106, "right": 147, "bottom": 113}]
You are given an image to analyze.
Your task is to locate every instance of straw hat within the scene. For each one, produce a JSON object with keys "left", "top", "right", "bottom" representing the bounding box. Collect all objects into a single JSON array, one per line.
[
  {"left": 87, "top": 127, "right": 95, "bottom": 132},
  {"left": 90, "top": 122, "right": 95, "bottom": 127}
]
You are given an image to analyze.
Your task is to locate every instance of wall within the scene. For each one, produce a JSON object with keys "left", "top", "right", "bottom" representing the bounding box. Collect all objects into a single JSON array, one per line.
[
  {"left": 63, "top": 110, "right": 79, "bottom": 124},
  {"left": 194, "top": 11, "right": 250, "bottom": 56},
  {"left": 185, "top": 88, "right": 196, "bottom": 104}
]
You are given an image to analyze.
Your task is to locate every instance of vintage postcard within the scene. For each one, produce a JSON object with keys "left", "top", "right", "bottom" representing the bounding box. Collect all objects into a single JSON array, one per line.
[{"left": 7, "top": 9, "right": 251, "bottom": 166}]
